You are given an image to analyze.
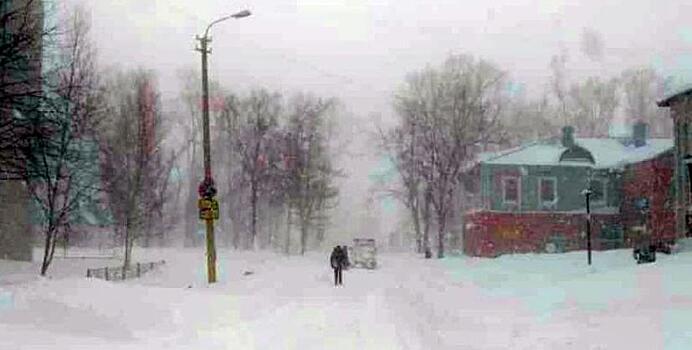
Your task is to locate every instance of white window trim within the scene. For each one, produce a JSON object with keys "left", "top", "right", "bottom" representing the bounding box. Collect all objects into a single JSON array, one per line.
[
  {"left": 538, "top": 177, "right": 558, "bottom": 207},
  {"left": 590, "top": 178, "right": 607, "bottom": 206},
  {"left": 502, "top": 176, "right": 521, "bottom": 206}
]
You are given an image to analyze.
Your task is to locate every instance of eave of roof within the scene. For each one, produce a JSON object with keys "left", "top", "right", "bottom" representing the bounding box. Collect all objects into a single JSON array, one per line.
[{"left": 657, "top": 84, "right": 692, "bottom": 107}]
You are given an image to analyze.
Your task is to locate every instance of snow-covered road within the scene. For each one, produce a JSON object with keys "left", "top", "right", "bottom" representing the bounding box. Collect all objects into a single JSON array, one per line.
[{"left": 2, "top": 248, "right": 692, "bottom": 349}]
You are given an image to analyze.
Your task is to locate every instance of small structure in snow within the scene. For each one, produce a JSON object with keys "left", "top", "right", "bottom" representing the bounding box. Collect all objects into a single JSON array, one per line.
[{"left": 350, "top": 238, "right": 377, "bottom": 269}]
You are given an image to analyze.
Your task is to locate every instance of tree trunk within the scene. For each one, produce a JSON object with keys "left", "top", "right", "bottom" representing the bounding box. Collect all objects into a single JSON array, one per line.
[
  {"left": 40, "top": 225, "right": 56, "bottom": 276},
  {"left": 123, "top": 204, "right": 137, "bottom": 270},
  {"left": 230, "top": 198, "right": 240, "bottom": 250},
  {"left": 316, "top": 212, "right": 325, "bottom": 246},
  {"left": 123, "top": 221, "right": 131, "bottom": 269},
  {"left": 269, "top": 209, "right": 277, "bottom": 250},
  {"left": 231, "top": 217, "right": 239, "bottom": 250},
  {"left": 411, "top": 200, "right": 422, "bottom": 254},
  {"left": 422, "top": 190, "right": 432, "bottom": 259},
  {"left": 408, "top": 121, "right": 421, "bottom": 254},
  {"left": 251, "top": 173, "right": 258, "bottom": 250},
  {"left": 285, "top": 204, "right": 292, "bottom": 255},
  {"left": 47, "top": 226, "right": 58, "bottom": 274},
  {"left": 62, "top": 225, "right": 69, "bottom": 258},
  {"left": 437, "top": 212, "right": 446, "bottom": 259},
  {"left": 143, "top": 224, "right": 150, "bottom": 248},
  {"left": 300, "top": 217, "right": 308, "bottom": 256},
  {"left": 185, "top": 179, "right": 197, "bottom": 247},
  {"left": 127, "top": 232, "right": 136, "bottom": 269},
  {"left": 274, "top": 209, "right": 281, "bottom": 250}
]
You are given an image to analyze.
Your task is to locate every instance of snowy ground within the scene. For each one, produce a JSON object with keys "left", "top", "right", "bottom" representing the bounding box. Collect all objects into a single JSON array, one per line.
[{"left": 2, "top": 247, "right": 692, "bottom": 349}]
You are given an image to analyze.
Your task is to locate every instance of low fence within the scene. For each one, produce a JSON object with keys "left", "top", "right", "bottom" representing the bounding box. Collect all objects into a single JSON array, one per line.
[{"left": 86, "top": 260, "right": 166, "bottom": 281}]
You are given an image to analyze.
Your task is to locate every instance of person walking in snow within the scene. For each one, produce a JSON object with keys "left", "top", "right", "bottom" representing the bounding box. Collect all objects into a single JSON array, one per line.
[{"left": 330, "top": 245, "right": 344, "bottom": 286}]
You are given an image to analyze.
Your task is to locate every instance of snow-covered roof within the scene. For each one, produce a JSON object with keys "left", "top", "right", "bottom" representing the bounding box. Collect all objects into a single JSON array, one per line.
[
  {"left": 657, "top": 84, "right": 692, "bottom": 107},
  {"left": 463, "top": 146, "right": 524, "bottom": 172},
  {"left": 482, "top": 138, "right": 673, "bottom": 169}
]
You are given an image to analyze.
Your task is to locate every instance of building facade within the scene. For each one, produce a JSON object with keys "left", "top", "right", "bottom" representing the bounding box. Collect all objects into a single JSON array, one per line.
[
  {"left": 464, "top": 124, "right": 676, "bottom": 257},
  {"left": 0, "top": 0, "right": 44, "bottom": 261},
  {"left": 658, "top": 87, "right": 692, "bottom": 239}
]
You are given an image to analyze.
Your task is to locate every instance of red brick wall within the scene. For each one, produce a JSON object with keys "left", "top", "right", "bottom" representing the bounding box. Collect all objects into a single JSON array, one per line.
[
  {"left": 620, "top": 153, "right": 676, "bottom": 243},
  {"left": 463, "top": 211, "right": 620, "bottom": 257},
  {"left": 463, "top": 153, "right": 676, "bottom": 257}
]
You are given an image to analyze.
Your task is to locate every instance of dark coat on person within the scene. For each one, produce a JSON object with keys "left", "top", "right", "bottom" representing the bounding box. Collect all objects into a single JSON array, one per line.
[
  {"left": 330, "top": 246, "right": 345, "bottom": 285},
  {"left": 330, "top": 246, "right": 341, "bottom": 269}
]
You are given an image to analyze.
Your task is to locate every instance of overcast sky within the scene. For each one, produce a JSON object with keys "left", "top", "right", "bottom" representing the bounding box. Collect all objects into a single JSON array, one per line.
[
  {"left": 75, "top": 0, "right": 692, "bottom": 118},
  {"left": 67, "top": 0, "right": 692, "bottom": 241}
]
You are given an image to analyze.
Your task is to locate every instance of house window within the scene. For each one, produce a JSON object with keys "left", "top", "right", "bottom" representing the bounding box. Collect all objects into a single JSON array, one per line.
[
  {"left": 502, "top": 177, "right": 520, "bottom": 205},
  {"left": 590, "top": 179, "right": 607, "bottom": 205},
  {"left": 539, "top": 177, "right": 557, "bottom": 206}
]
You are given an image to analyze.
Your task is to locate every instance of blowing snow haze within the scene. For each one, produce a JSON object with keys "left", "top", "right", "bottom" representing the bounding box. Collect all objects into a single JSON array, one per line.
[
  {"left": 73, "top": 0, "right": 691, "bottom": 242},
  {"left": 83, "top": 0, "right": 692, "bottom": 99},
  {"left": 4, "top": 0, "right": 692, "bottom": 348}
]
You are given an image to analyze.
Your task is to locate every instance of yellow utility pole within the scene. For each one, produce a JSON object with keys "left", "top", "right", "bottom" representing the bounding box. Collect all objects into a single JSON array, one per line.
[{"left": 195, "top": 9, "right": 251, "bottom": 284}]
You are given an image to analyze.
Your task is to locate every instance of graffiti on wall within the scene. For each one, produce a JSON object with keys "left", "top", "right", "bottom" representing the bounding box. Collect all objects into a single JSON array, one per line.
[{"left": 494, "top": 223, "right": 522, "bottom": 241}]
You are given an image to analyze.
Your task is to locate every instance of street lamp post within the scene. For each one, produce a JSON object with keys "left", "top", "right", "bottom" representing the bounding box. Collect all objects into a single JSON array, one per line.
[
  {"left": 195, "top": 9, "right": 251, "bottom": 284},
  {"left": 582, "top": 187, "right": 593, "bottom": 265}
]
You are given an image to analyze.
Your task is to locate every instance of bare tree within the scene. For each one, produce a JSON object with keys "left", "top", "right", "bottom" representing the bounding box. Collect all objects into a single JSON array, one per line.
[
  {"left": 377, "top": 118, "right": 424, "bottom": 253},
  {"left": 1, "top": 0, "right": 54, "bottom": 178},
  {"left": 214, "top": 89, "right": 340, "bottom": 254},
  {"left": 580, "top": 27, "right": 605, "bottom": 62},
  {"left": 567, "top": 76, "right": 620, "bottom": 137},
  {"left": 284, "top": 93, "right": 339, "bottom": 255},
  {"left": 235, "top": 89, "right": 281, "bottom": 250},
  {"left": 176, "top": 68, "right": 204, "bottom": 247},
  {"left": 156, "top": 101, "right": 193, "bottom": 246},
  {"left": 25, "top": 6, "right": 102, "bottom": 275},
  {"left": 620, "top": 66, "right": 671, "bottom": 137},
  {"left": 100, "top": 69, "right": 173, "bottom": 269},
  {"left": 393, "top": 54, "right": 508, "bottom": 258},
  {"left": 258, "top": 132, "right": 284, "bottom": 249},
  {"left": 501, "top": 92, "right": 557, "bottom": 146},
  {"left": 549, "top": 48, "right": 569, "bottom": 119},
  {"left": 176, "top": 67, "right": 226, "bottom": 247},
  {"left": 215, "top": 92, "right": 243, "bottom": 248}
]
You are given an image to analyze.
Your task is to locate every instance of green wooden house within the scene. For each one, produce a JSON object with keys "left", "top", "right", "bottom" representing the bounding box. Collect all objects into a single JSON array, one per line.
[
  {"left": 464, "top": 124, "right": 675, "bottom": 257},
  {"left": 479, "top": 125, "right": 671, "bottom": 213}
]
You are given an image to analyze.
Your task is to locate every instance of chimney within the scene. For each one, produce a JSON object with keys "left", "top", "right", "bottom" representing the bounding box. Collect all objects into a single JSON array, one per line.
[
  {"left": 562, "top": 126, "right": 575, "bottom": 148},
  {"left": 633, "top": 122, "right": 648, "bottom": 147}
]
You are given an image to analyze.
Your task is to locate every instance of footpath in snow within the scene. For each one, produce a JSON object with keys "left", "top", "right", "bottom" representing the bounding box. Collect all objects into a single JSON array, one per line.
[{"left": 2, "top": 248, "right": 692, "bottom": 349}]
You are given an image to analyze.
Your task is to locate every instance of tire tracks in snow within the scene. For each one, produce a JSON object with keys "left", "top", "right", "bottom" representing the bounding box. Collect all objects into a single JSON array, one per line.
[
  {"left": 377, "top": 259, "right": 549, "bottom": 350},
  {"left": 379, "top": 271, "right": 462, "bottom": 350}
]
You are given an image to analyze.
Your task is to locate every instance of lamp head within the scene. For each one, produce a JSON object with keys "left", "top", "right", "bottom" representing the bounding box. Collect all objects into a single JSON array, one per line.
[{"left": 231, "top": 10, "right": 252, "bottom": 18}]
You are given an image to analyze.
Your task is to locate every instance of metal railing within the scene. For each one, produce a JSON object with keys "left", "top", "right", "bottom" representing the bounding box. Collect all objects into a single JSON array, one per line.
[{"left": 86, "top": 260, "right": 166, "bottom": 281}]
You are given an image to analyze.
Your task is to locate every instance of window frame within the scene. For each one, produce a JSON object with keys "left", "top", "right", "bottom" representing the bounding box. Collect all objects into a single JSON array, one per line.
[
  {"left": 590, "top": 178, "right": 607, "bottom": 206},
  {"left": 502, "top": 176, "right": 521, "bottom": 206},
  {"left": 538, "top": 176, "right": 558, "bottom": 207}
]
